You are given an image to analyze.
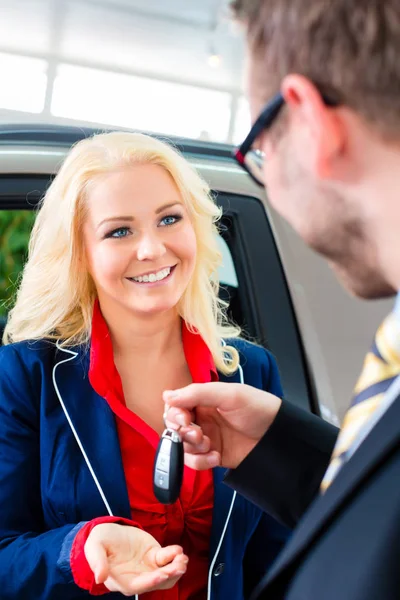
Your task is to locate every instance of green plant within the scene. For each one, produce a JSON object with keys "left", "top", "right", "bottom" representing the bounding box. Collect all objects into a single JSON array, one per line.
[{"left": 0, "top": 210, "right": 37, "bottom": 319}]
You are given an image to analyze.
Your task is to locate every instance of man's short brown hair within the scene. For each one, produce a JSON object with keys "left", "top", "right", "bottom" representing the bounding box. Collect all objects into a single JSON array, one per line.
[{"left": 231, "top": 0, "right": 400, "bottom": 136}]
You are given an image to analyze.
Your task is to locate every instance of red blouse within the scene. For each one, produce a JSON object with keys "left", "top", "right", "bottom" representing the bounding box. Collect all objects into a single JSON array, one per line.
[{"left": 71, "top": 302, "right": 217, "bottom": 599}]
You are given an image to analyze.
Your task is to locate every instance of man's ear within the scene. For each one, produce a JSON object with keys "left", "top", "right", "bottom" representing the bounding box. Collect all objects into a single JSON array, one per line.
[{"left": 281, "top": 74, "right": 345, "bottom": 179}]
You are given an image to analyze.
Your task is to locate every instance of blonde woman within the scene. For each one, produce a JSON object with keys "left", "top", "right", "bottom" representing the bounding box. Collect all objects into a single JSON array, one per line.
[{"left": 0, "top": 132, "right": 288, "bottom": 600}]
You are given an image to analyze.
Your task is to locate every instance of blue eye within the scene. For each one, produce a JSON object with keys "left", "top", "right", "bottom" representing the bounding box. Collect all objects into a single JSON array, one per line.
[
  {"left": 107, "top": 227, "right": 131, "bottom": 239},
  {"left": 159, "top": 214, "right": 182, "bottom": 227}
]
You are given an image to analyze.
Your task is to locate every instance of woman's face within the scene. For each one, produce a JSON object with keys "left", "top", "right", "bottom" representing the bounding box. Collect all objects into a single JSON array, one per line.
[{"left": 83, "top": 163, "right": 197, "bottom": 318}]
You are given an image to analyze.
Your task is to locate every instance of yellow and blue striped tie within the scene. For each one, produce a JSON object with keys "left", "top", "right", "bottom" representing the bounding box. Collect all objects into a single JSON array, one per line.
[{"left": 321, "top": 311, "right": 400, "bottom": 492}]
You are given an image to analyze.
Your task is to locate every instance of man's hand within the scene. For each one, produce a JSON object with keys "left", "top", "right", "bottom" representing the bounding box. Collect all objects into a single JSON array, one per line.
[
  {"left": 163, "top": 382, "right": 282, "bottom": 470},
  {"left": 85, "top": 523, "right": 188, "bottom": 596}
]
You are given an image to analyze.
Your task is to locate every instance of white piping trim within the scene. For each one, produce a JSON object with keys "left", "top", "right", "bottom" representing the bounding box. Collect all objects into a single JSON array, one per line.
[
  {"left": 207, "top": 490, "right": 237, "bottom": 599},
  {"left": 53, "top": 342, "right": 139, "bottom": 600},
  {"left": 206, "top": 341, "right": 244, "bottom": 599},
  {"left": 52, "top": 342, "right": 114, "bottom": 517},
  {"left": 238, "top": 362, "right": 244, "bottom": 386}
]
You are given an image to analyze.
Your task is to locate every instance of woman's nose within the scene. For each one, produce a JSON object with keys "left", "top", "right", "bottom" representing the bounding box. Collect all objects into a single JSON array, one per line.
[{"left": 136, "top": 231, "right": 166, "bottom": 261}]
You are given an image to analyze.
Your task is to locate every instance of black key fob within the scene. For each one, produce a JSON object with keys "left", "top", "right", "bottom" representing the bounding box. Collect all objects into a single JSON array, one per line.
[{"left": 153, "top": 428, "right": 184, "bottom": 504}]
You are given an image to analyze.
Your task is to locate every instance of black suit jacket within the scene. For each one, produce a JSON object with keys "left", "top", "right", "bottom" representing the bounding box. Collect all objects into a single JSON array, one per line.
[{"left": 226, "top": 397, "right": 400, "bottom": 600}]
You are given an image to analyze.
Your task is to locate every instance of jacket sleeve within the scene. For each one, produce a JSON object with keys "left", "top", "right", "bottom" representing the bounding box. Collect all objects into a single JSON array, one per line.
[
  {"left": 225, "top": 395, "right": 338, "bottom": 529},
  {"left": 0, "top": 345, "right": 135, "bottom": 599}
]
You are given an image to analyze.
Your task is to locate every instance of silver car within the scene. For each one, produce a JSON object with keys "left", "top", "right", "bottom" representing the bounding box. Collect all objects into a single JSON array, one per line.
[{"left": 0, "top": 124, "right": 392, "bottom": 422}]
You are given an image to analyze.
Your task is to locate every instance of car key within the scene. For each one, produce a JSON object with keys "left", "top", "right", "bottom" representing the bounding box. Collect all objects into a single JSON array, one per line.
[{"left": 153, "top": 413, "right": 184, "bottom": 504}]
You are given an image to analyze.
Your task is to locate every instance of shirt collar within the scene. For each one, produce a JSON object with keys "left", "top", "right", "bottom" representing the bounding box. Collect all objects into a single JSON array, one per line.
[
  {"left": 181, "top": 322, "right": 218, "bottom": 383},
  {"left": 89, "top": 300, "right": 218, "bottom": 398}
]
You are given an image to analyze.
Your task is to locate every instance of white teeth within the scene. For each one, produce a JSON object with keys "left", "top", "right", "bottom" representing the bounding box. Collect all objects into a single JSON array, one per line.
[{"left": 132, "top": 267, "right": 171, "bottom": 283}]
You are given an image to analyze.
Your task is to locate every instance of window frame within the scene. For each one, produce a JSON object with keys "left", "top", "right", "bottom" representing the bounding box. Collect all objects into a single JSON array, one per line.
[{"left": 217, "top": 192, "right": 315, "bottom": 413}]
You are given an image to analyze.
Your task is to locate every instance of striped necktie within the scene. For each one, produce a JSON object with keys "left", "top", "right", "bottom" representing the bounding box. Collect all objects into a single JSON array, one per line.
[{"left": 321, "top": 311, "right": 400, "bottom": 492}]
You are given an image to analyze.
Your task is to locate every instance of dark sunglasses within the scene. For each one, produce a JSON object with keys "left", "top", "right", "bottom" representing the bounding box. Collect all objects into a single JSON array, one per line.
[{"left": 233, "top": 91, "right": 338, "bottom": 187}]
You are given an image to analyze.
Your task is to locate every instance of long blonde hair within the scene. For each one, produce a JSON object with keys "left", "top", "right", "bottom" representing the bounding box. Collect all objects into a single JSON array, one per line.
[{"left": 4, "top": 132, "right": 240, "bottom": 374}]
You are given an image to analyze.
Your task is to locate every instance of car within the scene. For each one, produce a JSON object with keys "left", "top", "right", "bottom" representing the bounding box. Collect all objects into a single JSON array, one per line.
[{"left": 0, "top": 123, "right": 392, "bottom": 423}]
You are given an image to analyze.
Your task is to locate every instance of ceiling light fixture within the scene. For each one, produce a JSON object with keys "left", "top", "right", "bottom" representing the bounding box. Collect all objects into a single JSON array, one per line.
[{"left": 208, "top": 52, "right": 222, "bottom": 68}]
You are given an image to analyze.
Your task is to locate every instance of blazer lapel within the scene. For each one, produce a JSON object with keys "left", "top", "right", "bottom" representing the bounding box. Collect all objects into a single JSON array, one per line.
[
  {"left": 52, "top": 345, "right": 131, "bottom": 519},
  {"left": 209, "top": 369, "right": 242, "bottom": 556},
  {"left": 210, "top": 467, "right": 236, "bottom": 556},
  {"left": 263, "top": 394, "right": 400, "bottom": 586}
]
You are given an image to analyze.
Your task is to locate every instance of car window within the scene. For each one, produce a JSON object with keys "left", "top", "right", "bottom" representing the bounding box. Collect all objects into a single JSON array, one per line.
[
  {"left": 0, "top": 210, "right": 36, "bottom": 322},
  {"left": 217, "top": 234, "right": 238, "bottom": 288}
]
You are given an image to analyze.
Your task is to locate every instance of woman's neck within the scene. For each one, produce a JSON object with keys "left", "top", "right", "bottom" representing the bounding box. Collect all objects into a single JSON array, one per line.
[{"left": 99, "top": 301, "right": 183, "bottom": 360}]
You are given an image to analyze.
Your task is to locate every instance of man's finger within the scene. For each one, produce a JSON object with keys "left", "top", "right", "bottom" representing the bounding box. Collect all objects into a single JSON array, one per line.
[
  {"left": 183, "top": 450, "right": 221, "bottom": 470},
  {"left": 164, "top": 406, "right": 193, "bottom": 430},
  {"left": 178, "top": 424, "right": 204, "bottom": 445},
  {"left": 163, "top": 382, "right": 235, "bottom": 410},
  {"left": 181, "top": 434, "right": 211, "bottom": 454}
]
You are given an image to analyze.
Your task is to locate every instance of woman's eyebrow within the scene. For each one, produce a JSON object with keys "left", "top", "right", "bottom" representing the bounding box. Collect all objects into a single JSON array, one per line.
[
  {"left": 96, "top": 216, "right": 133, "bottom": 230},
  {"left": 96, "top": 203, "right": 182, "bottom": 230},
  {"left": 155, "top": 202, "right": 182, "bottom": 214}
]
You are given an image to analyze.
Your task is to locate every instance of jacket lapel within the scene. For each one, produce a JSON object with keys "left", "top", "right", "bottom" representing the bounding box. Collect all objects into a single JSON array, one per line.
[
  {"left": 209, "top": 369, "right": 241, "bottom": 556},
  {"left": 52, "top": 345, "right": 131, "bottom": 519},
  {"left": 263, "top": 393, "right": 400, "bottom": 586},
  {"left": 210, "top": 467, "right": 236, "bottom": 555}
]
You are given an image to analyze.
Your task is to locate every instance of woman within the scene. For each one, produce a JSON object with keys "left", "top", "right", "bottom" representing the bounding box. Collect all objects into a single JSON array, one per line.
[{"left": 0, "top": 132, "right": 288, "bottom": 599}]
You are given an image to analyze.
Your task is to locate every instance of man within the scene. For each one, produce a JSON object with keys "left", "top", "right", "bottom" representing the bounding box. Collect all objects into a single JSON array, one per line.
[{"left": 164, "top": 1, "right": 400, "bottom": 598}]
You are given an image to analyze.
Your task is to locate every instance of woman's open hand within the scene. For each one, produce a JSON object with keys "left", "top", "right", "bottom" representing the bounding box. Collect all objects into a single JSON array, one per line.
[{"left": 85, "top": 523, "right": 188, "bottom": 596}]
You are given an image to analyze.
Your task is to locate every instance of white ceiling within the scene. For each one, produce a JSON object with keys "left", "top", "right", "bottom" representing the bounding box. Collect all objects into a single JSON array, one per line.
[{"left": 0, "top": 0, "right": 246, "bottom": 92}]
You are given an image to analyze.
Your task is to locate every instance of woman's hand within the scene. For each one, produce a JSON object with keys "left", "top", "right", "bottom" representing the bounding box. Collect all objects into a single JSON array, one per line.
[
  {"left": 164, "top": 382, "right": 282, "bottom": 470},
  {"left": 85, "top": 523, "right": 188, "bottom": 596}
]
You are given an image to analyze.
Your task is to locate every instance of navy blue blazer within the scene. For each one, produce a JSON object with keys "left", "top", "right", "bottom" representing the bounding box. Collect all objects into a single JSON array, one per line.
[{"left": 0, "top": 337, "right": 289, "bottom": 600}]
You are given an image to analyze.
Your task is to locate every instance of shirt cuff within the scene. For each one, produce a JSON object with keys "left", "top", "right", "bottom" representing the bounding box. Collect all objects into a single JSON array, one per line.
[{"left": 71, "top": 515, "right": 143, "bottom": 595}]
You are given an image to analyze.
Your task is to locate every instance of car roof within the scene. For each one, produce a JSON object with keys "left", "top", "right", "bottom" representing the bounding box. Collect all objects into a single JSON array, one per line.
[{"left": 0, "top": 123, "right": 264, "bottom": 199}]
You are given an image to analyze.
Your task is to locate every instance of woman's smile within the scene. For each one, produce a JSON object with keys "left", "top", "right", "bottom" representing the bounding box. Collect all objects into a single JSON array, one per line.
[{"left": 127, "top": 265, "right": 177, "bottom": 287}]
